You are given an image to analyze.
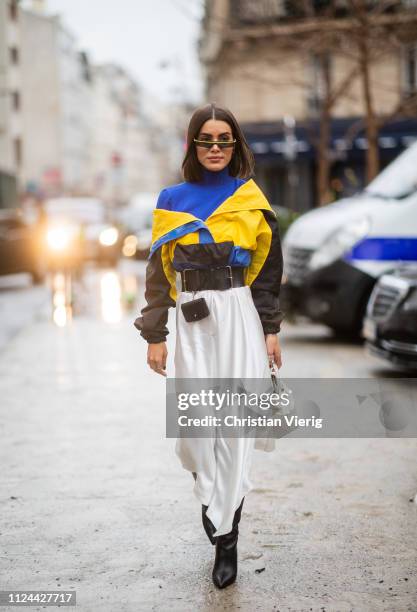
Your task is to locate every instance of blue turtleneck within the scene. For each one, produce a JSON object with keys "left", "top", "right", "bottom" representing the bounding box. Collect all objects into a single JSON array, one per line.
[
  {"left": 153, "top": 165, "right": 251, "bottom": 267},
  {"left": 156, "top": 166, "right": 247, "bottom": 221}
]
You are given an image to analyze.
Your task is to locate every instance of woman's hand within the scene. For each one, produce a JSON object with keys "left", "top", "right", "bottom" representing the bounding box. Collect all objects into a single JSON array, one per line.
[
  {"left": 265, "top": 333, "right": 282, "bottom": 369},
  {"left": 147, "top": 342, "right": 168, "bottom": 376}
]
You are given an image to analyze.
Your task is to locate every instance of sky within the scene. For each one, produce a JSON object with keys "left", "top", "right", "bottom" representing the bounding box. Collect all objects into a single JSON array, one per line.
[{"left": 24, "top": 0, "right": 205, "bottom": 105}]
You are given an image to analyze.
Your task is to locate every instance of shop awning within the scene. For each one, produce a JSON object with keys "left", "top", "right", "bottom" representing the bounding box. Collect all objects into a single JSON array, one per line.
[{"left": 242, "top": 117, "right": 417, "bottom": 162}]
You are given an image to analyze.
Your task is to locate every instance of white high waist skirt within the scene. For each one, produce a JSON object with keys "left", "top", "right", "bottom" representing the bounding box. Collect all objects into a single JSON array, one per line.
[{"left": 174, "top": 284, "right": 272, "bottom": 537}]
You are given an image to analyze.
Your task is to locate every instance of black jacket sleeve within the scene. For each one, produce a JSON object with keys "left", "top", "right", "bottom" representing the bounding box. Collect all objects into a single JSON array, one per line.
[
  {"left": 250, "top": 209, "right": 285, "bottom": 334},
  {"left": 133, "top": 245, "right": 176, "bottom": 344}
]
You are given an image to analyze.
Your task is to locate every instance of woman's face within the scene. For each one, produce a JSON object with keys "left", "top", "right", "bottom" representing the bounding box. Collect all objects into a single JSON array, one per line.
[{"left": 195, "top": 119, "right": 235, "bottom": 172}]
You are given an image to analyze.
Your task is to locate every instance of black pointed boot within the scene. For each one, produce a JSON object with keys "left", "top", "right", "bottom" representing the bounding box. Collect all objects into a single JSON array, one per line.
[{"left": 212, "top": 497, "right": 244, "bottom": 589}]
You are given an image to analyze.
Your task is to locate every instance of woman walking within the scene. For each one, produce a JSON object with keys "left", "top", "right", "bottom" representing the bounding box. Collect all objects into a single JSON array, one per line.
[{"left": 134, "top": 103, "right": 284, "bottom": 589}]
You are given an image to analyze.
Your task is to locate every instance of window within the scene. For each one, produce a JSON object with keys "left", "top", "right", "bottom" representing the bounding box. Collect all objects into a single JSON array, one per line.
[
  {"left": 403, "top": 44, "right": 417, "bottom": 95},
  {"left": 14, "top": 138, "right": 22, "bottom": 167},
  {"left": 9, "top": 0, "right": 18, "bottom": 20},
  {"left": 232, "top": 0, "right": 285, "bottom": 24},
  {"left": 366, "top": 142, "right": 417, "bottom": 200},
  {"left": 308, "top": 52, "right": 331, "bottom": 115},
  {"left": 12, "top": 91, "right": 20, "bottom": 111},
  {"left": 9, "top": 47, "right": 19, "bottom": 64}
]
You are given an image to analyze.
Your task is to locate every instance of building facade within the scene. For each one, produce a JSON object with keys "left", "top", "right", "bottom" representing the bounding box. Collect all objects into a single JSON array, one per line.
[
  {"left": 18, "top": 7, "right": 93, "bottom": 195},
  {"left": 199, "top": 0, "right": 417, "bottom": 210},
  {"left": 0, "top": 0, "right": 21, "bottom": 206},
  {"left": 0, "top": 0, "right": 183, "bottom": 206},
  {"left": 88, "top": 64, "right": 177, "bottom": 207}
]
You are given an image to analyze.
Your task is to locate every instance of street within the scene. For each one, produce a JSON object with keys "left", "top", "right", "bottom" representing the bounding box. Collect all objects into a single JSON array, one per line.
[{"left": 0, "top": 262, "right": 416, "bottom": 612}]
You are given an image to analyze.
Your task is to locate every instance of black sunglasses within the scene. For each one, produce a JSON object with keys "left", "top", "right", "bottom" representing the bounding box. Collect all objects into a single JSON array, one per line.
[{"left": 193, "top": 138, "right": 236, "bottom": 149}]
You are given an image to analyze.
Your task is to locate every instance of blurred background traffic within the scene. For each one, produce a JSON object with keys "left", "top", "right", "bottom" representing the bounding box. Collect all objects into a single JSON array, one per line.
[{"left": 1, "top": 0, "right": 417, "bottom": 374}]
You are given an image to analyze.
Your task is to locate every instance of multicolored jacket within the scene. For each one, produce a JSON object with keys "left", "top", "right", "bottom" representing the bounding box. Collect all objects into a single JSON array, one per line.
[{"left": 134, "top": 178, "right": 284, "bottom": 343}]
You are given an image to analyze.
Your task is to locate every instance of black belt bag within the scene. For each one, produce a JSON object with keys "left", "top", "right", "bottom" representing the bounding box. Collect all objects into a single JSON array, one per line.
[{"left": 180, "top": 266, "right": 246, "bottom": 323}]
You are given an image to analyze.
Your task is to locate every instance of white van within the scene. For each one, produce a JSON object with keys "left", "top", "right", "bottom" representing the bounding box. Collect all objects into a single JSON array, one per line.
[{"left": 281, "top": 141, "right": 417, "bottom": 334}]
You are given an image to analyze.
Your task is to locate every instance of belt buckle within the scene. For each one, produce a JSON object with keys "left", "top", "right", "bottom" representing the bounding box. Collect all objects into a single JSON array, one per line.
[
  {"left": 226, "top": 265, "right": 233, "bottom": 289},
  {"left": 212, "top": 265, "right": 233, "bottom": 289}
]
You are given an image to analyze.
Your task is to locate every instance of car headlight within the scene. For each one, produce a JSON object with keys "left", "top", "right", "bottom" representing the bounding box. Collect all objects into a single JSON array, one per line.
[
  {"left": 99, "top": 227, "right": 119, "bottom": 246},
  {"left": 309, "top": 217, "right": 371, "bottom": 271},
  {"left": 46, "top": 225, "right": 77, "bottom": 251}
]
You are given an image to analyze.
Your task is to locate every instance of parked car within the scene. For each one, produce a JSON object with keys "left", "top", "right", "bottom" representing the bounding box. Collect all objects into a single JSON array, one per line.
[
  {"left": 281, "top": 142, "right": 417, "bottom": 334},
  {"left": 44, "top": 197, "right": 122, "bottom": 268},
  {"left": 363, "top": 266, "right": 417, "bottom": 370},
  {"left": 0, "top": 209, "right": 46, "bottom": 284}
]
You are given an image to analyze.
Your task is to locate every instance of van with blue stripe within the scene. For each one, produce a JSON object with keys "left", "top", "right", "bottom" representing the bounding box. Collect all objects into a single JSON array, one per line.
[{"left": 281, "top": 141, "right": 417, "bottom": 334}]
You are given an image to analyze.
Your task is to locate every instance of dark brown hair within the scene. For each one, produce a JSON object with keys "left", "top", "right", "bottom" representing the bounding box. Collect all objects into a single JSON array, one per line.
[{"left": 181, "top": 103, "right": 255, "bottom": 182}]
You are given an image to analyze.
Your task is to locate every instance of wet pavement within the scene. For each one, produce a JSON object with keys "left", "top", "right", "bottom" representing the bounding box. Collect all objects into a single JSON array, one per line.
[
  {"left": 0, "top": 261, "right": 416, "bottom": 611},
  {"left": 0, "top": 274, "right": 49, "bottom": 351}
]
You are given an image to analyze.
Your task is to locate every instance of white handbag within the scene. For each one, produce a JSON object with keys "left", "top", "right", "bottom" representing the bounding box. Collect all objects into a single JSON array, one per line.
[{"left": 254, "top": 362, "right": 297, "bottom": 452}]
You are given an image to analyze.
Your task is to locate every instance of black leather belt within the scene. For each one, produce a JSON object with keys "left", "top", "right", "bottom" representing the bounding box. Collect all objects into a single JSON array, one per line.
[{"left": 180, "top": 266, "right": 246, "bottom": 292}]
